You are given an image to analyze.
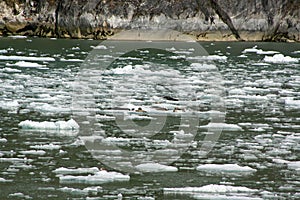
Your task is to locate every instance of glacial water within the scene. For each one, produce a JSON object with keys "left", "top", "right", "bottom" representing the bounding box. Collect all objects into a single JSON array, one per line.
[{"left": 0, "top": 36, "right": 299, "bottom": 199}]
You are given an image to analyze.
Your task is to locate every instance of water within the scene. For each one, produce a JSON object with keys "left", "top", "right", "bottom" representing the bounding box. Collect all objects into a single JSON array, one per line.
[{"left": 0, "top": 36, "right": 299, "bottom": 199}]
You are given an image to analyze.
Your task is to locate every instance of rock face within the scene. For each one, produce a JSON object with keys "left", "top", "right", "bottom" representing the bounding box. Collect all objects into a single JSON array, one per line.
[{"left": 0, "top": 0, "right": 299, "bottom": 41}]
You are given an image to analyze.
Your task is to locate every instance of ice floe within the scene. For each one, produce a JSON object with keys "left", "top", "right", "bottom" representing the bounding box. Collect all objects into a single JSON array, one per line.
[
  {"left": 0, "top": 100, "right": 20, "bottom": 111},
  {"left": 30, "top": 143, "right": 61, "bottom": 150},
  {"left": 285, "top": 98, "right": 300, "bottom": 109},
  {"left": 196, "top": 164, "right": 256, "bottom": 173},
  {"left": 164, "top": 184, "right": 258, "bottom": 194},
  {"left": 0, "top": 55, "right": 55, "bottom": 62},
  {"left": 59, "top": 170, "right": 130, "bottom": 184},
  {"left": 198, "top": 123, "right": 243, "bottom": 131},
  {"left": 135, "top": 163, "right": 178, "bottom": 173},
  {"left": 0, "top": 177, "right": 12, "bottom": 182},
  {"left": 19, "top": 119, "right": 79, "bottom": 131},
  {"left": 263, "top": 54, "right": 298, "bottom": 63},
  {"left": 6, "top": 61, "right": 46, "bottom": 68},
  {"left": 53, "top": 167, "right": 100, "bottom": 175},
  {"left": 58, "top": 186, "right": 102, "bottom": 195},
  {"left": 242, "top": 46, "right": 279, "bottom": 55},
  {"left": 19, "top": 150, "right": 46, "bottom": 156}
]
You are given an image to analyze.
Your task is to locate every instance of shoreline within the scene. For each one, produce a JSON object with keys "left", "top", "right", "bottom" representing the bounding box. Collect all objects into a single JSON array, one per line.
[{"left": 1, "top": 30, "right": 299, "bottom": 43}]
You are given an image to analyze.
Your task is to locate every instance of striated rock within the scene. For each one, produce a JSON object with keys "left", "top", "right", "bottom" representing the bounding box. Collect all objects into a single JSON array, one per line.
[{"left": 0, "top": 0, "right": 299, "bottom": 42}]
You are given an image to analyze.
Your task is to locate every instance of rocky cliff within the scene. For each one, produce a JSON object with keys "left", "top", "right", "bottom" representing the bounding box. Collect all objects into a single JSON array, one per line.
[{"left": 0, "top": 0, "right": 299, "bottom": 42}]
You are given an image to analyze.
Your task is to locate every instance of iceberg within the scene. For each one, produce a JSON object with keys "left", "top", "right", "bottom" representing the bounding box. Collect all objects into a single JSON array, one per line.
[{"left": 18, "top": 119, "right": 79, "bottom": 130}]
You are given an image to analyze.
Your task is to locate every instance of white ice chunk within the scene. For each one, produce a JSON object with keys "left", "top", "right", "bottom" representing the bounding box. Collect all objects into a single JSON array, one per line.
[
  {"left": 18, "top": 119, "right": 79, "bottom": 130},
  {"left": 19, "top": 150, "right": 46, "bottom": 156},
  {"left": 287, "top": 161, "right": 300, "bottom": 170},
  {"left": 58, "top": 186, "right": 102, "bottom": 195},
  {"left": 0, "top": 55, "right": 55, "bottom": 62},
  {"left": 263, "top": 54, "right": 298, "bottom": 63},
  {"left": 164, "top": 184, "right": 258, "bottom": 194},
  {"left": 0, "top": 138, "right": 7, "bottom": 143},
  {"left": 53, "top": 167, "right": 100, "bottom": 175},
  {"left": 59, "top": 170, "right": 130, "bottom": 184},
  {"left": 242, "top": 46, "right": 279, "bottom": 55},
  {"left": 135, "top": 163, "right": 178, "bottom": 173},
  {"left": 285, "top": 98, "right": 300, "bottom": 109},
  {"left": 8, "top": 35, "right": 27, "bottom": 39},
  {"left": 91, "top": 45, "right": 108, "bottom": 50},
  {"left": 6, "top": 61, "right": 46, "bottom": 68},
  {"left": 198, "top": 123, "right": 243, "bottom": 131},
  {"left": 196, "top": 164, "right": 256, "bottom": 173},
  {"left": 0, "top": 100, "right": 19, "bottom": 110},
  {"left": 30, "top": 143, "right": 61, "bottom": 150}
]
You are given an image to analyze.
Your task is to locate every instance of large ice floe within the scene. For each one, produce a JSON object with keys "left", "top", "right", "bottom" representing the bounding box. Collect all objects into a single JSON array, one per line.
[
  {"left": 135, "top": 163, "right": 178, "bottom": 173},
  {"left": 164, "top": 184, "right": 260, "bottom": 200},
  {"left": 6, "top": 61, "right": 46, "bottom": 68},
  {"left": 18, "top": 119, "right": 79, "bottom": 131},
  {"left": 57, "top": 168, "right": 130, "bottom": 184},
  {"left": 242, "top": 46, "right": 279, "bottom": 55},
  {"left": 196, "top": 164, "right": 256, "bottom": 174},
  {"left": 198, "top": 123, "right": 243, "bottom": 131},
  {"left": 263, "top": 54, "right": 299, "bottom": 63}
]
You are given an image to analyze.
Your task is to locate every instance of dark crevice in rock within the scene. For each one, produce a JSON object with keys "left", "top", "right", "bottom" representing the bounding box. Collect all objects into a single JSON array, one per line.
[{"left": 208, "top": 0, "right": 242, "bottom": 40}]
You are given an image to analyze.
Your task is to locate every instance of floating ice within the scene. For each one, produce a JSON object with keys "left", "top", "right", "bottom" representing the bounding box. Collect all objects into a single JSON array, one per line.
[
  {"left": 91, "top": 45, "right": 108, "bottom": 50},
  {"left": 285, "top": 98, "right": 300, "bottom": 109},
  {"left": 135, "top": 163, "right": 178, "bottom": 173},
  {"left": 28, "top": 102, "right": 71, "bottom": 115},
  {"left": 60, "top": 58, "right": 84, "bottom": 62},
  {"left": 0, "top": 67, "right": 22, "bottom": 73},
  {"left": 53, "top": 167, "right": 100, "bottom": 175},
  {"left": 0, "top": 55, "right": 55, "bottom": 62},
  {"left": 58, "top": 186, "right": 102, "bottom": 195},
  {"left": 124, "top": 114, "right": 155, "bottom": 121},
  {"left": 263, "top": 54, "right": 298, "bottom": 63},
  {"left": 19, "top": 150, "right": 46, "bottom": 156},
  {"left": 6, "top": 61, "right": 46, "bottom": 68},
  {"left": 8, "top": 35, "right": 27, "bottom": 39},
  {"left": 30, "top": 143, "right": 61, "bottom": 150},
  {"left": 59, "top": 170, "right": 130, "bottom": 184},
  {"left": 242, "top": 47, "right": 279, "bottom": 55},
  {"left": 0, "top": 100, "right": 20, "bottom": 111},
  {"left": 164, "top": 184, "right": 258, "bottom": 194},
  {"left": 0, "top": 138, "right": 7, "bottom": 143},
  {"left": 196, "top": 164, "right": 256, "bottom": 173},
  {"left": 0, "top": 177, "right": 12, "bottom": 182},
  {"left": 287, "top": 161, "right": 300, "bottom": 170},
  {"left": 0, "top": 49, "right": 8, "bottom": 53},
  {"left": 19, "top": 119, "right": 79, "bottom": 131},
  {"left": 198, "top": 123, "right": 243, "bottom": 131},
  {"left": 192, "top": 55, "right": 227, "bottom": 61}
]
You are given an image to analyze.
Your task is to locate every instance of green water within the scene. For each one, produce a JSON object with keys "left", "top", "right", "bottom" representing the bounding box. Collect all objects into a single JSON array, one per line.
[{"left": 0, "top": 37, "right": 299, "bottom": 199}]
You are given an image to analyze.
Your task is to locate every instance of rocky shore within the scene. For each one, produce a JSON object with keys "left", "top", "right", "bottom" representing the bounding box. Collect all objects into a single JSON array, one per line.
[{"left": 0, "top": 0, "right": 299, "bottom": 42}]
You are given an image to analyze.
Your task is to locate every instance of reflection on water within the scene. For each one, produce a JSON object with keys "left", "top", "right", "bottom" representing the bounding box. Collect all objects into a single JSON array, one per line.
[{"left": 0, "top": 37, "right": 299, "bottom": 199}]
